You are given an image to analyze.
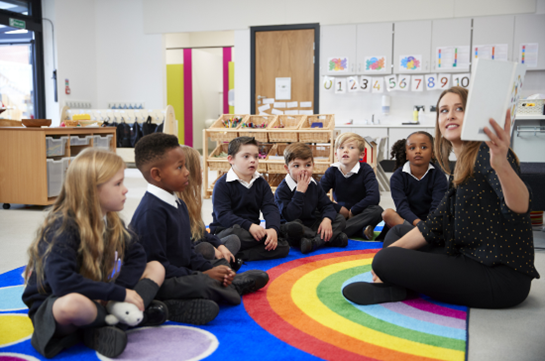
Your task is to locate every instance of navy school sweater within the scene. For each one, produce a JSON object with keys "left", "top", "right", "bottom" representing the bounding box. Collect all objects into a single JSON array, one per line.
[
  {"left": 274, "top": 178, "right": 337, "bottom": 227},
  {"left": 22, "top": 217, "right": 146, "bottom": 317},
  {"left": 130, "top": 192, "right": 213, "bottom": 279},
  {"left": 319, "top": 162, "right": 380, "bottom": 215},
  {"left": 209, "top": 174, "right": 280, "bottom": 234},
  {"left": 389, "top": 163, "right": 448, "bottom": 225}
]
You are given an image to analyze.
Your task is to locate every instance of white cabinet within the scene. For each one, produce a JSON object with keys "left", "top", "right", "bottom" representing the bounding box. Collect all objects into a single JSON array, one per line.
[
  {"left": 473, "top": 15, "right": 515, "bottom": 62},
  {"left": 321, "top": 24, "right": 357, "bottom": 75},
  {"left": 393, "top": 21, "right": 432, "bottom": 74},
  {"left": 356, "top": 22, "right": 393, "bottom": 75},
  {"left": 512, "top": 14, "right": 545, "bottom": 70},
  {"left": 430, "top": 18, "right": 472, "bottom": 73}
]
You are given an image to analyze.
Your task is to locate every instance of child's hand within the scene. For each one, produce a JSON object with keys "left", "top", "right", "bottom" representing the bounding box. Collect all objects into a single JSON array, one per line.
[
  {"left": 296, "top": 172, "right": 310, "bottom": 193},
  {"left": 249, "top": 223, "right": 267, "bottom": 241},
  {"left": 264, "top": 228, "right": 278, "bottom": 251},
  {"left": 348, "top": 210, "right": 354, "bottom": 219},
  {"left": 217, "top": 245, "right": 235, "bottom": 263},
  {"left": 412, "top": 218, "right": 422, "bottom": 226},
  {"left": 203, "top": 266, "right": 235, "bottom": 287},
  {"left": 339, "top": 206, "right": 350, "bottom": 219},
  {"left": 124, "top": 289, "right": 144, "bottom": 311},
  {"left": 318, "top": 218, "right": 333, "bottom": 242},
  {"left": 483, "top": 110, "right": 511, "bottom": 172}
]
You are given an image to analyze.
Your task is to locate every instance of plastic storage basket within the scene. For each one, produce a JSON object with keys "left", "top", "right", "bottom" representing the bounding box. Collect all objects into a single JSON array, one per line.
[
  {"left": 46, "top": 136, "right": 69, "bottom": 157},
  {"left": 47, "top": 159, "right": 64, "bottom": 197},
  {"left": 70, "top": 135, "right": 92, "bottom": 146},
  {"left": 93, "top": 135, "right": 113, "bottom": 150}
]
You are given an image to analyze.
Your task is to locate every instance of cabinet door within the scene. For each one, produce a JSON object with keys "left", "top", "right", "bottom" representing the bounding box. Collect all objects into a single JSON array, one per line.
[
  {"left": 473, "top": 15, "right": 515, "bottom": 62},
  {"left": 321, "top": 24, "right": 357, "bottom": 75},
  {"left": 431, "top": 18, "right": 472, "bottom": 73},
  {"left": 393, "top": 21, "right": 432, "bottom": 74},
  {"left": 356, "top": 22, "right": 393, "bottom": 75},
  {"left": 513, "top": 14, "right": 545, "bottom": 70}
]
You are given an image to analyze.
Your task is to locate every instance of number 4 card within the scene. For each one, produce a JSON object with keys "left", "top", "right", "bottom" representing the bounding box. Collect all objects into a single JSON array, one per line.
[
  {"left": 411, "top": 75, "right": 424, "bottom": 92},
  {"left": 372, "top": 77, "right": 384, "bottom": 93}
]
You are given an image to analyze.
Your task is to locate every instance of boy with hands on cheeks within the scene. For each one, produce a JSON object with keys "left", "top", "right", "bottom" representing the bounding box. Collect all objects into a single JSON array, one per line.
[{"left": 275, "top": 143, "right": 348, "bottom": 254}]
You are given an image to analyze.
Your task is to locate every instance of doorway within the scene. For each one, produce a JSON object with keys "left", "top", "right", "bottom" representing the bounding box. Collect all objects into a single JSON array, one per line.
[{"left": 251, "top": 24, "right": 320, "bottom": 115}]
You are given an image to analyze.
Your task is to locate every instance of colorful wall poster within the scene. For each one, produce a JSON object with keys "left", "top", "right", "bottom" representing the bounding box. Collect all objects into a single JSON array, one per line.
[
  {"left": 520, "top": 43, "right": 539, "bottom": 68},
  {"left": 364, "top": 56, "right": 387, "bottom": 72},
  {"left": 473, "top": 44, "right": 508, "bottom": 62},
  {"left": 328, "top": 57, "right": 349, "bottom": 72},
  {"left": 399, "top": 55, "right": 422, "bottom": 71},
  {"left": 436, "top": 46, "right": 470, "bottom": 70}
]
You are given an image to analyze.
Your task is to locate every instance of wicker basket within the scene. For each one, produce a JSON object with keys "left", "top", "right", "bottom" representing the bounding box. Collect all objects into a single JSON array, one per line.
[
  {"left": 267, "top": 143, "right": 289, "bottom": 174},
  {"left": 207, "top": 143, "right": 231, "bottom": 172},
  {"left": 267, "top": 115, "right": 306, "bottom": 142},
  {"left": 208, "top": 114, "right": 248, "bottom": 142},
  {"left": 257, "top": 143, "right": 273, "bottom": 173},
  {"left": 311, "top": 144, "right": 332, "bottom": 174},
  {"left": 264, "top": 173, "right": 285, "bottom": 193},
  {"left": 239, "top": 115, "right": 277, "bottom": 143},
  {"left": 298, "top": 114, "right": 335, "bottom": 143}
]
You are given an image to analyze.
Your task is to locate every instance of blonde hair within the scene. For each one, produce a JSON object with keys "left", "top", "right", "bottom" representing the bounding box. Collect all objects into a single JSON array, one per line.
[
  {"left": 177, "top": 146, "right": 205, "bottom": 241},
  {"left": 335, "top": 132, "right": 366, "bottom": 153},
  {"left": 284, "top": 142, "right": 313, "bottom": 165},
  {"left": 434, "top": 86, "right": 482, "bottom": 187},
  {"left": 25, "top": 148, "right": 129, "bottom": 290}
]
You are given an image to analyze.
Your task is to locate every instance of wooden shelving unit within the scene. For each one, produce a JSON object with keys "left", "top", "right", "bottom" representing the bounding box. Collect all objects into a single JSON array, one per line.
[
  {"left": 202, "top": 114, "right": 336, "bottom": 199},
  {"left": 0, "top": 127, "right": 116, "bottom": 208}
]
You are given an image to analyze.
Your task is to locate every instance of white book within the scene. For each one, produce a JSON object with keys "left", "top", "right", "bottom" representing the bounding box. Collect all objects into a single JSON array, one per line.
[{"left": 461, "top": 58, "right": 526, "bottom": 141}]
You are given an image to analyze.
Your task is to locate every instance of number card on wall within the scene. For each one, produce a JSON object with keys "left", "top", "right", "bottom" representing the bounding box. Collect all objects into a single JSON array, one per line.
[
  {"left": 347, "top": 76, "right": 359, "bottom": 92},
  {"left": 385, "top": 75, "right": 397, "bottom": 92},
  {"left": 425, "top": 74, "right": 438, "bottom": 90},
  {"left": 323, "top": 76, "right": 334, "bottom": 92},
  {"left": 372, "top": 77, "right": 384, "bottom": 93},
  {"left": 438, "top": 74, "right": 451, "bottom": 90},
  {"left": 359, "top": 76, "right": 371, "bottom": 92},
  {"left": 452, "top": 73, "right": 470, "bottom": 88},
  {"left": 397, "top": 76, "right": 410, "bottom": 91},
  {"left": 335, "top": 78, "right": 346, "bottom": 93},
  {"left": 411, "top": 75, "right": 424, "bottom": 92}
]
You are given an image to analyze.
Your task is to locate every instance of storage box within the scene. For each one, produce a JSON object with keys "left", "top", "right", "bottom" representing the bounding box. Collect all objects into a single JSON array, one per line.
[
  {"left": 239, "top": 115, "right": 277, "bottom": 143},
  {"left": 267, "top": 143, "right": 289, "bottom": 174},
  {"left": 208, "top": 114, "right": 248, "bottom": 142},
  {"left": 267, "top": 143, "right": 331, "bottom": 174},
  {"left": 70, "top": 135, "right": 92, "bottom": 146},
  {"left": 47, "top": 159, "right": 64, "bottom": 197},
  {"left": 93, "top": 134, "right": 113, "bottom": 150},
  {"left": 299, "top": 114, "right": 335, "bottom": 143},
  {"left": 46, "top": 136, "right": 69, "bottom": 157},
  {"left": 208, "top": 143, "right": 231, "bottom": 172},
  {"left": 267, "top": 115, "right": 305, "bottom": 142}
]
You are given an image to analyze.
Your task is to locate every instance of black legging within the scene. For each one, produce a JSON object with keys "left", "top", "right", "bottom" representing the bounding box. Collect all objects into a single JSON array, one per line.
[{"left": 374, "top": 224, "right": 533, "bottom": 308}]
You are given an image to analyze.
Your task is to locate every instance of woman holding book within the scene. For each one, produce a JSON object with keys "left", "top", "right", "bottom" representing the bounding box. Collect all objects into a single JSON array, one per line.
[{"left": 343, "top": 86, "right": 539, "bottom": 308}]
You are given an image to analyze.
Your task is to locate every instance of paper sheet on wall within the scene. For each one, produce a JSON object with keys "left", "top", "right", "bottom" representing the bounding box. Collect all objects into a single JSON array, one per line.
[
  {"left": 385, "top": 75, "right": 397, "bottom": 92},
  {"left": 323, "top": 76, "right": 334, "bottom": 92},
  {"left": 359, "top": 76, "right": 371, "bottom": 92},
  {"left": 473, "top": 44, "right": 508, "bottom": 61},
  {"left": 263, "top": 98, "right": 275, "bottom": 104},
  {"left": 521, "top": 43, "right": 539, "bottom": 68},
  {"left": 397, "top": 75, "right": 410, "bottom": 91},
  {"left": 274, "top": 102, "right": 286, "bottom": 108},
  {"left": 271, "top": 108, "right": 284, "bottom": 115},
  {"left": 452, "top": 73, "right": 471, "bottom": 89},
  {"left": 286, "top": 101, "right": 298, "bottom": 108},
  {"left": 335, "top": 78, "right": 346, "bottom": 93},
  {"left": 328, "top": 57, "right": 349, "bottom": 72},
  {"left": 411, "top": 75, "right": 424, "bottom": 91},
  {"left": 300, "top": 110, "right": 313, "bottom": 115},
  {"left": 347, "top": 76, "right": 359, "bottom": 92},
  {"left": 436, "top": 46, "right": 470, "bottom": 70},
  {"left": 300, "top": 101, "right": 312, "bottom": 108},
  {"left": 275, "top": 77, "right": 291, "bottom": 100},
  {"left": 438, "top": 74, "right": 451, "bottom": 90},
  {"left": 425, "top": 74, "right": 438, "bottom": 90},
  {"left": 364, "top": 56, "right": 387, "bottom": 73},
  {"left": 258, "top": 104, "right": 270, "bottom": 112},
  {"left": 285, "top": 110, "right": 299, "bottom": 115},
  {"left": 399, "top": 54, "right": 422, "bottom": 71},
  {"left": 371, "top": 77, "right": 384, "bottom": 93}
]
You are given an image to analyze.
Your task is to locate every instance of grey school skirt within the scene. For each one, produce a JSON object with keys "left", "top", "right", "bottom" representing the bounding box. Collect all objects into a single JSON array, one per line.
[{"left": 29, "top": 295, "right": 82, "bottom": 358}]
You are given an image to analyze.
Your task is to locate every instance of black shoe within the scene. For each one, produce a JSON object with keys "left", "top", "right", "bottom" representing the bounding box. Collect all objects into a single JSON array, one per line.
[
  {"left": 139, "top": 300, "right": 168, "bottom": 327},
  {"left": 328, "top": 232, "right": 348, "bottom": 247},
  {"left": 230, "top": 258, "right": 244, "bottom": 272},
  {"left": 83, "top": 326, "right": 127, "bottom": 358},
  {"left": 163, "top": 299, "right": 219, "bottom": 325},
  {"left": 233, "top": 270, "right": 269, "bottom": 295},
  {"left": 343, "top": 282, "right": 407, "bottom": 305},
  {"left": 280, "top": 221, "right": 304, "bottom": 241},
  {"left": 363, "top": 225, "right": 375, "bottom": 240},
  {"left": 300, "top": 238, "right": 313, "bottom": 254}
]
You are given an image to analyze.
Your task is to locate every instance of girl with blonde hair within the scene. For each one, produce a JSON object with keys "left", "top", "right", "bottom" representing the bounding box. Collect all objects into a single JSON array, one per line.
[
  {"left": 177, "top": 145, "right": 242, "bottom": 269},
  {"left": 23, "top": 148, "right": 166, "bottom": 358},
  {"left": 344, "top": 86, "right": 539, "bottom": 308}
]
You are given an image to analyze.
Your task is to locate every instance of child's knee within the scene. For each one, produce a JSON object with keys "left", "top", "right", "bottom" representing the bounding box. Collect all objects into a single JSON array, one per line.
[
  {"left": 334, "top": 213, "right": 346, "bottom": 228},
  {"left": 53, "top": 293, "right": 93, "bottom": 321},
  {"left": 372, "top": 247, "right": 400, "bottom": 280},
  {"left": 382, "top": 208, "right": 396, "bottom": 222},
  {"left": 143, "top": 261, "right": 166, "bottom": 285}
]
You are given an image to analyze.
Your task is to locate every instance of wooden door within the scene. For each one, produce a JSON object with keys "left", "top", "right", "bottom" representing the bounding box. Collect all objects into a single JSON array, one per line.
[{"left": 255, "top": 29, "right": 315, "bottom": 114}]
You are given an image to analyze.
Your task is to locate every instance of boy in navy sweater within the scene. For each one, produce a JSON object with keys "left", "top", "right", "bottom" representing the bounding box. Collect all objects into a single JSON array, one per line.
[
  {"left": 210, "top": 136, "right": 291, "bottom": 261},
  {"left": 274, "top": 142, "right": 347, "bottom": 254},
  {"left": 130, "top": 133, "right": 269, "bottom": 325},
  {"left": 320, "top": 133, "right": 383, "bottom": 239}
]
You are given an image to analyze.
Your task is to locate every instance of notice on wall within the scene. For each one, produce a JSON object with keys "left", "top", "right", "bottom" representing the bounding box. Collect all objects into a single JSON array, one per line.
[
  {"left": 258, "top": 104, "right": 270, "bottom": 113},
  {"left": 328, "top": 57, "right": 349, "bottom": 72},
  {"left": 436, "top": 46, "right": 470, "bottom": 70},
  {"left": 399, "top": 55, "right": 422, "bottom": 71},
  {"left": 300, "top": 110, "right": 313, "bottom": 115},
  {"left": 347, "top": 76, "right": 359, "bottom": 92},
  {"left": 286, "top": 101, "right": 298, "bottom": 108},
  {"left": 520, "top": 43, "right": 539, "bottom": 68},
  {"left": 364, "top": 56, "right": 387, "bottom": 72},
  {"left": 275, "top": 77, "right": 291, "bottom": 100},
  {"left": 285, "top": 110, "right": 299, "bottom": 115},
  {"left": 274, "top": 102, "right": 286, "bottom": 108},
  {"left": 473, "top": 44, "right": 508, "bottom": 62},
  {"left": 323, "top": 76, "right": 334, "bottom": 92},
  {"left": 263, "top": 98, "right": 275, "bottom": 104},
  {"left": 271, "top": 108, "right": 284, "bottom": 115},
  {"left": 300, "top": 101, "right": 312, "bottom": 108}
]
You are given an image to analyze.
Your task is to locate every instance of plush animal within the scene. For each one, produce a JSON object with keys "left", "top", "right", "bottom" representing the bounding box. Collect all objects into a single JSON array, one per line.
[{"left": 105, "top": 301, "right": 143, "bottom": 327}]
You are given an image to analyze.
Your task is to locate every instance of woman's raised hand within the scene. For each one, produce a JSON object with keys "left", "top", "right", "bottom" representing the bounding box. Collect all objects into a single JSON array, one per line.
[{"left": 483, "top": 109, "right": 512, "bottom": 171}]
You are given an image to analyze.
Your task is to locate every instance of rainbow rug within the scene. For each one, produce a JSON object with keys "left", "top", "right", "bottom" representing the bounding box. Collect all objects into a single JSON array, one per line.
[{"left": 0, "top": 241, "right": 468, "bottom": 361}]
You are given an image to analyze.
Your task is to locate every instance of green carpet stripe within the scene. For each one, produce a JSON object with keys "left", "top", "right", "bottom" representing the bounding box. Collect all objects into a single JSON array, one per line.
[{"left": 316, "top": 267, "right": 465, "bottom": 352}]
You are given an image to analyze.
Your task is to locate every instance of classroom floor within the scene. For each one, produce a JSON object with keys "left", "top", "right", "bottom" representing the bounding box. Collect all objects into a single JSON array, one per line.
[{"left": 1, "top": 167, "right": 544, "bottom": 360}]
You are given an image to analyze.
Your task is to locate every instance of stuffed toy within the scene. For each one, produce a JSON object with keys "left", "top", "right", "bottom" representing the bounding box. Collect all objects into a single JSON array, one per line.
[{"left": 105, "top": 301, "right": 144, "bottom": 327}]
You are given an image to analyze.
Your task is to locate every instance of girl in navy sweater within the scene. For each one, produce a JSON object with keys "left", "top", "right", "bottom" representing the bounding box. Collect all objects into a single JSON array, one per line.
[
  {"left": 22, "top": 148, "right": 166, "bottom": 359},
  {"left": 382, "top": 132, "right": 448, "bottom": 241}
]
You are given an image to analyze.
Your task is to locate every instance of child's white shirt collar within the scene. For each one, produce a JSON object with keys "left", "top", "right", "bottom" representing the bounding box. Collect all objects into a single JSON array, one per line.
[
  {"left": 331, "top": 162, "right": 360, "bottom": 178},
  {"left": 147, "top": 183, "right": 179, "bottom": 208},
  {"left": 402, "top": 161, "right": 434, "bottom": 181},
  {"left": 226, "top": 168, "right": 261, "bottom": 189},
  {"left": 285, "top": 174, "right": 317, "bottom": 191}
]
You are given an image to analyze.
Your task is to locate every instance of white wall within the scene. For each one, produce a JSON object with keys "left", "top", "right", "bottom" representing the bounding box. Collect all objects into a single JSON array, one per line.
[
  {"left": 166, "top": 31, "right": 234, "bottom": 49},
  {"left": 234, "top": 29, "right": 250, "bottom": 114}
]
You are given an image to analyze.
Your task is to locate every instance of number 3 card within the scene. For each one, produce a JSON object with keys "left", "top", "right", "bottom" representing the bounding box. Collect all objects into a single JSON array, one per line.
[{"left": 359, "top": 76, "right": 371, "bottom": 92}]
